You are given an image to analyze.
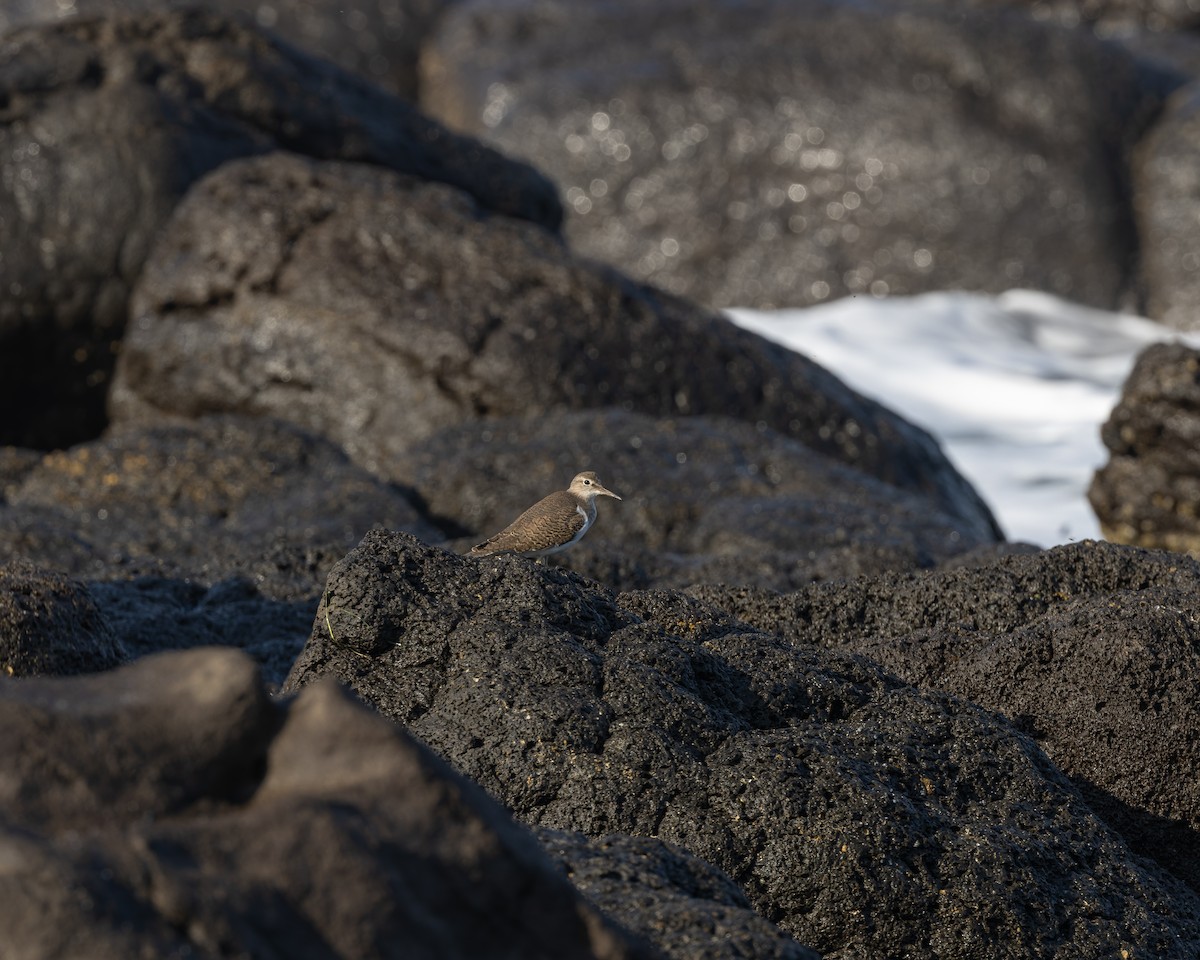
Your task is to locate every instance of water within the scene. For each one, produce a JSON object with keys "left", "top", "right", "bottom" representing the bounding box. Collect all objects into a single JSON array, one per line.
[{"left": 728, "top": 290, "right": 1200, "bottom": 546}]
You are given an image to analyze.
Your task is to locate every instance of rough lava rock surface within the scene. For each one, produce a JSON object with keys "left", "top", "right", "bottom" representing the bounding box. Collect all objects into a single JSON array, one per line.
[
  {"left": 0, "top": 647, "right": 655, "bottom": 960},
  {"left": 535, "top": 829, "right": 819, "bottom": 960},
  {"left": 0, "top": 415, "right": 444, "bottom": 684},
  {"left": 1089, "top": 341, "right": 1200, "bottom": 553},
  {"left": 403, "top": 408, "right": 999, "bottom": 590},
  {"left": 0, "top": 8, "right": 559, "bottom": 449},
  {"left": 423, "top": 0, "right": 1154, "bottom": 311},
  {"left": 283, "top": 530, "right": 1200, "bottom": 959},
  {"left": 0, "top": 414, "right": 440, "bottom": 589},
  {"left": 113, "top": 151, "right": 999, "bottom": 539},
  {"left": 692, "top": 539, "right": 1200, "bottom": 896}
]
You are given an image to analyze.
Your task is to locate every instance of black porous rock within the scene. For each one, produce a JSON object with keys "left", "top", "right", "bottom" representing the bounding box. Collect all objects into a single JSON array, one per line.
[
  {"left": 0, "top": 647, "right": 653, "bottom": 960},
  {"left": 535, "top": 829, "right": 819, "bottom": 960},
  {"left": 1089, "top": 341, "right": 1200, "bottom": 552},
  {"left": 403, "top": 408, "right": 999, "bottom": 590},
  {"left": 0, "top": 414, "right": 441, "bottom": 593},
  {"left": 0, "top": 8, "right": 560, "bottom": 450},
  {"left": 113, "top": 151, "right": 998, "bottom": 538},
  {"left": 691, "top": 539, "right": 1200, "bottom": 896},
  {"left": 0, "top": 0, "right": 453, "bottom": 101},
  {"left": 1134, "top": 85, "right": 1200, "bottom": 330},
  {"left": 283, "top": 530, "right": 1200, "bottom": 958},
  {"left": 423, "top": 0, "right": 1154, "bottom": 312},
  {"left": 0, "top": 560, "right": 125, "bottom": 676}
]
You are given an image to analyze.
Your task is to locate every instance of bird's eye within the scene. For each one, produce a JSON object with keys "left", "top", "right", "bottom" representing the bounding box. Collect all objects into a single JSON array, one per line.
[{"left": 584, "top": 479, "right": 592, "bottom": 485}]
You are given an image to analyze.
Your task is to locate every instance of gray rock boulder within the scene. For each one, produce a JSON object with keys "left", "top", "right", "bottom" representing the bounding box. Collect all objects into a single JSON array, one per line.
[
  {"left": 1089, "top": 341, "right": 1200, "bottom": 551},
  {"left": 0, "top": 8, "right": 559, "bottom": 449},
  {"left": 693, "top": 539, "right": 1200, "bottom": 896},
  {"left": 283, "top": 530, "right": 1200, "bottom": 958},
  {"left": 0, "top": 647, "right": 653, "bottom": 959},
  {"left": 403, "top": 408, "right": 999, "bottom": 590},
  {"left": 113, "top": 151, "right": 998, "bottom": 538},
  {"left": 423, "top": 0, "right": 1154, "bottom": 311}
]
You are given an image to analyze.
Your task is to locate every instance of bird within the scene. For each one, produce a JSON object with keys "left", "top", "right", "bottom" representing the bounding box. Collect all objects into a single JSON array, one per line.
[{"left": 468, "top": 471, "right": 622, "bottom": 558}]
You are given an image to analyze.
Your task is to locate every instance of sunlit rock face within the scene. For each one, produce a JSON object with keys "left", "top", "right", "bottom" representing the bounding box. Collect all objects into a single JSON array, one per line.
[
  {"left": 421, "top": 0, "right": 1156, "bottom": 312},
  {"left": 111, "top": 151, "right": 999, "bottom": 537},
  {"left": 0, "top": 8, "right": 558, "bottom": 450}
]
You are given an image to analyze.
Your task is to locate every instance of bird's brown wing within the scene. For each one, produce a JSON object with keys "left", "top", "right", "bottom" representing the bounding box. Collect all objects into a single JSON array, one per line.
[{"left": 469, "top": 491, "right": 585, "bottom": 556}]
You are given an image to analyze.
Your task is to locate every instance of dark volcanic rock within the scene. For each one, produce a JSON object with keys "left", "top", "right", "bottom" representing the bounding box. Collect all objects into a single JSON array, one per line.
[
  {"left": 692, "top": 539, "right": 1200, "bottom": 896},
  {"left": 0, "top": 415, "right": 442, "bottom": 677},
  {"left": 0, "top": 414, "right": 441, "bottom": 592},
  {"left": 0, "top": 0, "right": 453, "bottom": 101},
  {"left": 536, "top": 829, "right": 818, "bottom": 960},
  {"left": 404, "top": 408, "right": 998, "bottom": 590},
  {"left": 1133, "top": 85, "right": 1200, "bottom": 330},
  {"left": 0, "top": 9, "right": 559, "bottom": 450},
  {"left": 0, "top": 648, "right": 652, "bottom": 960},
  {"left": 283, "top": 531, "right": 1200, "bottom": 958},
  {"left": 1089, "top": 341, "right": 1200, "bottom": 552},
  {"left": 423, "top": 0, "right": 1154, "bottom": 312},
  {"left": 113, "top": 152, "right": 998, "bottom": 537},
  {"left": 86, "top": 576, "right": 317, "bottom": 689},
  {"left": 0, "top": 560, "right": 125, "bottom": 676}
]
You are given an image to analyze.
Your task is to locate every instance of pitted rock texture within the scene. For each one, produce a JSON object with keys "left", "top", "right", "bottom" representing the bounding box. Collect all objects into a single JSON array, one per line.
[
  {"left": 691, "top": 539, "right": 1200, "bottom": 896},
  {"left": 283, "top": 531, "right": 1200, "bottom": 959},
  {"left": 0, "top": 648, "right": 654, "bottom": 960},
  {"left": 1089, "top": 342, "right": 1200, "bottom": 552},
  {"left": 423, "top": 0, "right": 1153, "bottom": 312},
  {"left": 0, "top": 560, "right": 125, "bottom": 676},
  {"left": 113, "top": 151, "right": 998, "bottom": 538},
  {"left": 403, "top": 408, "right": 998, "bottom": 590},
  {"left": 0, "top": 8, "right": 559, "bottom": 449},
  {"left": 0, "top": 0, "right": 453, "bottom": 101},
  {"left": 536, "top": 829, "right": 819, "bottom": 960}
]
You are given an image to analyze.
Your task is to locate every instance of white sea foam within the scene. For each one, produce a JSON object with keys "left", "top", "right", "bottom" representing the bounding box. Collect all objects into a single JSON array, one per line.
[{"left": 727, "top": 290, "right": 1200, "bottom": 546}]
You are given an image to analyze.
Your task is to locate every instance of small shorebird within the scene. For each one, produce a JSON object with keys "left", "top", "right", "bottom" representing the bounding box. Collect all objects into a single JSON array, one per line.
[{"left": 468, "top": 471, "right": 622, "bottom": 558}]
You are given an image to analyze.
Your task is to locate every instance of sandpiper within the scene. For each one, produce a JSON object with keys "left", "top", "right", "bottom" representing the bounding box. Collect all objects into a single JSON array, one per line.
[{"left": 468, "top": 471, "right": 622, "bottom": 558}]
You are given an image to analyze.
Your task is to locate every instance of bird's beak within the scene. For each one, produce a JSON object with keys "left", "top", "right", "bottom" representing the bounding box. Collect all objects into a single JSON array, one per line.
[{"left": 596, "top": 483, "right": 621, "bottom": 501}]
